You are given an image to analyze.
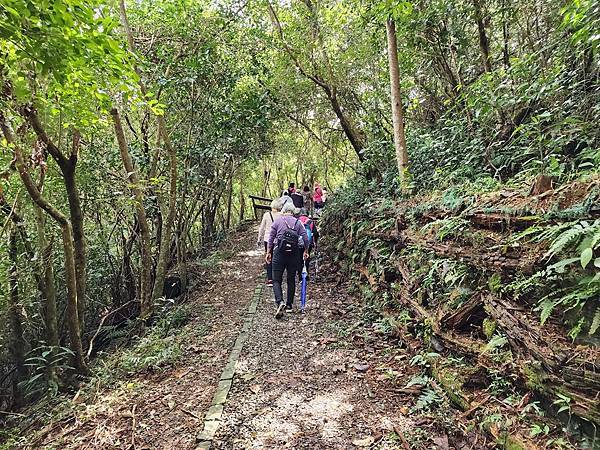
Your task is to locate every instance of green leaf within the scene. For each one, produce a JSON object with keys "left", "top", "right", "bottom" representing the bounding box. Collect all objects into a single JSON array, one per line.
[
  {"left": 581, "top": 247, "right": 593, "bottom": 268},
  {"left": 539, "top": 299, "right": 556, "bottom": 325},
  {"left": 548, "top": 257, "right": 579, "bottom": 273}
]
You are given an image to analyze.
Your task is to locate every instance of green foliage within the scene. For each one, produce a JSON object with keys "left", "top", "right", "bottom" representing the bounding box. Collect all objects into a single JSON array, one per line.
[
  {"left": 413, "top": 387, "right": 443, "bottom": 411},
  {"left": 530, "top": 220, "right": 600, "bottom": 335},
  {"left": 423, "top": 217, "right": 470, "bottom": 241},
  {"left": 19, "top": 345, "right": 74, "bottom": 399}
]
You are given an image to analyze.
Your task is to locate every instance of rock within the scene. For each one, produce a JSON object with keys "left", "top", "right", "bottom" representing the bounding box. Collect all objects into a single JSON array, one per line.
[
  {"left": 354, "top": 362, "right": 370, "bottom": 372},
  {"left": 352, "top": 436, "right": 375, "bottom": 447}
]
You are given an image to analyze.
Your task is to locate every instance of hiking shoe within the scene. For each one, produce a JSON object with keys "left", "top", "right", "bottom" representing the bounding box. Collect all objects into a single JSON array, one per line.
[
  {"left": 285, "top": 305, "right": 293, "bottom": 313},
  {"left": 266, "top": 280, "right": 273, "bottom": 287},
  {"left": 275, "top": 303, "right": 284, "bottom": 319}
]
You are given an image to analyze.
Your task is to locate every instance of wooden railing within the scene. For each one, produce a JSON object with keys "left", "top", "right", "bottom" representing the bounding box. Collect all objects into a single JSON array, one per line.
[{"left": 249, "top": 195, "right": 272, "bottom": 219}]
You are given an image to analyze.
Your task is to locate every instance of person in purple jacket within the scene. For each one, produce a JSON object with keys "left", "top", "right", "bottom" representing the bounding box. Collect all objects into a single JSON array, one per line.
[{"left": 266, "top": 202, "right": 309, "bottom": 318}]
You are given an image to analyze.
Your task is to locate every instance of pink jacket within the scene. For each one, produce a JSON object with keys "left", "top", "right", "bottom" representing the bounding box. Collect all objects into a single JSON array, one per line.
[{"left": 314, "top": 186, "right": 323, "bottom": 203}]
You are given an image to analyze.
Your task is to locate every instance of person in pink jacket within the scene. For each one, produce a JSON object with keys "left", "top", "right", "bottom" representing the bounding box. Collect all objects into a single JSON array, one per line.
[{"left": 313, "top": 182, "right": 324, "bottom": 215}]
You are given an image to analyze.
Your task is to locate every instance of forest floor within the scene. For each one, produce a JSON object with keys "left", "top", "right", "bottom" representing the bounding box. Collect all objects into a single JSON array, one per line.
[{"left": 17, "top": 226, "right": 503, "bottom": 449}]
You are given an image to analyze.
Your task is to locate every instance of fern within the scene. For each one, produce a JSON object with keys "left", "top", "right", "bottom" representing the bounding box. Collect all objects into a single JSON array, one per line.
[{"left": 547, "top": 222, "right": 589, "bottom": 258}]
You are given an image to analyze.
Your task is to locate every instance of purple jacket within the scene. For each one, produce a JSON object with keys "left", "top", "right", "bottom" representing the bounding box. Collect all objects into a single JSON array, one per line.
[{"left": 268, "top": 215, "right": 309, "bottom": 251}]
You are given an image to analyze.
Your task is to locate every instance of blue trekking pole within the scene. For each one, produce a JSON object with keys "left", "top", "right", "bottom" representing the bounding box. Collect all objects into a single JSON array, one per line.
[{"left": 300, "top": 263, "right": 308, "bottom": 313}]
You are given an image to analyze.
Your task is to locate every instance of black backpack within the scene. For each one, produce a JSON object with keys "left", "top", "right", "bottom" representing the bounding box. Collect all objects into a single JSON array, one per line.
[{"left": 278, "top": 219, "right": 300, "bottom": 253}]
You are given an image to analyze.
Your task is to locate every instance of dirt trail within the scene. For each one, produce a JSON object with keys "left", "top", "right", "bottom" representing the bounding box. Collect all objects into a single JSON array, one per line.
[
  {"left": 210, "top": 271, "right": 417, "bottom": 449},
  {"left": 28, "top": 227, "right": 488, "bottom": 449}
]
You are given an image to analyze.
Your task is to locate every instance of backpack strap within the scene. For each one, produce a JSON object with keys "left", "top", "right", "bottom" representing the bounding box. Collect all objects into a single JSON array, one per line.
[{"left": 269, "top": 211, "right": 273, "bottom": 222}]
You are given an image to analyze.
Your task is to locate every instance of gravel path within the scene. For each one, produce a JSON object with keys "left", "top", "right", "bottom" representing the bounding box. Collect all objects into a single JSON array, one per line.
[{"left": 211, "top": 269, "right": 416, "bottom": 449}]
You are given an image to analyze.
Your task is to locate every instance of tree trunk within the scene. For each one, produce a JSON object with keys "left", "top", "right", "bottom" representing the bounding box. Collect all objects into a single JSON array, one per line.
[
  {"left": 60, "top": 223, "right": 88, "bottom": 373},
  {"left": 8, "top": 226, "right": 27, "bottom": 407},
  {"left": 62, "top": 161, "right": 86, "bottom": 331},
  {"left": 119, "top": 0, "right": 178, "bottom": 305},
  {"left": 267, "top": 0, "right": 367, "bottom": 162},
  {"left": 501, "top": 0, "right": 511, "bottom": 69},
  {"left": 473, "top": 0, "right": 492, "bottom": 73},
  {"left": 25, "top": 109, "right": 88, "bottom": 332},
  {"left": 33, "top": 206, "right": 59, "bottom": 349},
  {"left": 225, "top": 162, "right": 234, "bottom": 230},
  {"left": 151, "top": 116, "right": 178, "bottom": 302},
  {"left": 111, "top": 107, "right": 154, "bottom": 318},
  {"left": 324, "top": 87, "right": 367, "bottom": 161},
  {"left": 385, "top": 19, "right": 409, "bottom": 180},
  {"left": 0, "top": 114, "right": 88, "bottom": 374},
  {"left": 239, "top": 175, "right": 245, "bottom": 223}
]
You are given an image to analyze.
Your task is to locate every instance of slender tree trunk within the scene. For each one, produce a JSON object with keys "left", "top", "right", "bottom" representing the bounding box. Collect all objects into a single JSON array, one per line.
[
  {"left": 60, "top": 223, "right": 87, "bottom": 372},
  {"left": 33, "top": 207, "right": 59, "bottom": 349},
  {"left": 239, "top": 176, "right": 245, "bottom": 223},
  {"left": 225, "top": 162, "right": 234, "bottom": 230},
  {"left": 119, "top": 0, "right": 178, "bottom": 304},
  {"left": 8, "top": 226, "right": 27, "bottom": 407},
  {"left": 63, "top": 165, "right": 86, "bottom": 330},
  {"left": 502, "top": 0, "right": 511, "bottom": 69},
  {"left": 151, "top": 116, "right": 178, "bottom": 302},
  {"left": 111, "top": 108, "right": 154, "bottom": 318},
  {"left": 386, "top": 19, "right": 409, "bottom": 179},
  {"left": 176, "top": 221, "right": 188, "bottom": 293},
  {"left": 323, "top": 87, "right": 367, "bottom": 160},
  {"left": 473, "top": 0, "right": 492, "bottom": 73},
  {"left": 267, "top": 0, "right": 367, "bottom": 162},
  {"left": 25, "top": 109, "right": 88, "bottom": 332},
  {"left": 0, "top": 114, "right": 88, "bottom": 374}
]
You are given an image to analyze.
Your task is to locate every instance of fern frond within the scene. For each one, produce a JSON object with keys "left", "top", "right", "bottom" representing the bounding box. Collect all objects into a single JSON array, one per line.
[
  {"left": 586, "top": 220, "right": 600, "bottom": 250},
  {"left": 546, "top": 222, "right": 588, "bottom": 258}
]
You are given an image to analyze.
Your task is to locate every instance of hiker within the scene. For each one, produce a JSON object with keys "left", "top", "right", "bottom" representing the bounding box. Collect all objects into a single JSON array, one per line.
[
  {"left": 314, "top": 182, "right": 324, "bottom": 216},
  {"left": 288, "top": 182, "right": 296, "bottom": 194},
  {"left": 296, "top": 208, "right": 319, "bottom": 282},
  {"left": 257, "top": 198, "right": 283, "bottom": 286},
  {"left": 301, "top": 185, "right": 312, "bottom": 214},
  {"left": 280, "top": 193, "right": 293, "bottom": 208},
  {"left": 266, "top": 202, "right": 309, "bottom": 318},
  {"left": 291, "top": 186, "right": 304, "bottom": 208}
]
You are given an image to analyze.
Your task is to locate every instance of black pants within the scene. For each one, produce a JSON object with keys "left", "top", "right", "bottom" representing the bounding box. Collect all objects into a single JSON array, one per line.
[
  {"left": 272, "top": 248, "right": 299, "bottom": 306},
  {"left": 263, "top": 242, "right": 272, "bottom": 281}
]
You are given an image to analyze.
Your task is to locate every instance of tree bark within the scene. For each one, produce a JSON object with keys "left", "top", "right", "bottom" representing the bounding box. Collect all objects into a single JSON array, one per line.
[
  {"left": 473, "top": 0, "right": 492, "bottom": 73},
  {"left": 110, "top": 107, "right": 154, "bottom": 318},
  {"left": 385, "top": 19, "right": 409, "bottom": 180},
  {"left": 62, "top": 133, "right": 86, "bottom": 331},
  {"left": 225, "top": 160, "right": 234, "bottom": 229},
  {"left": 8, "top": 225, "right": 27, "bottom": 407},
  {"left": 0, "top": 113, "right": 88, "bottom": 374}
]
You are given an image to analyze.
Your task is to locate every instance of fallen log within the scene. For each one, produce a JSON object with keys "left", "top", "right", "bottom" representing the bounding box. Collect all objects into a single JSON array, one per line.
[
  {"left": 484, "top": 295, "right": 600, "bottom": 428},
  {"left": 465, "top": 211, "right": 540, "bottom": 231},
  {"left": 427, "top": 357, "right": 539, "bottom": 450},
  {"left": 408, "top": 236, "right": 538, "bottom": 274},
  {"left": 441, "top": 293, "right": 485, "bottom": 331}
]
